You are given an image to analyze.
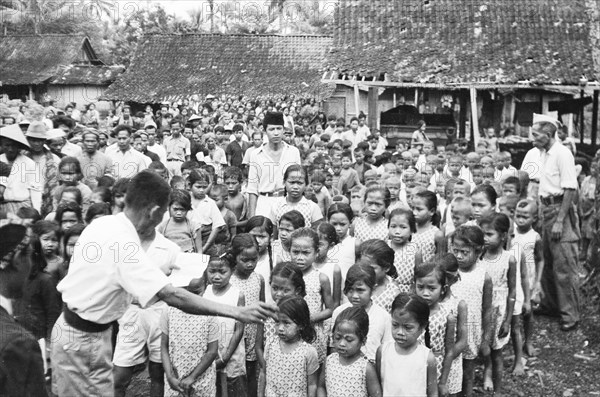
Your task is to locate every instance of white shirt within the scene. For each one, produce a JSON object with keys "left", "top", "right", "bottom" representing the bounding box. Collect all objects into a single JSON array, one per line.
[
  {"left": 538, "top": 141, "right": 578, "bottom": 198},
  {"left": 190, "top": 196, "right": 226, "bottom": 228},
  {"left": 108, "top": 147, "right": 148, "bottom": 178},
  {"left": 0, "top": 153, "right": 42, "bottom": 211},
  {"left": 58, "top": 213, "right": 171, "bottom": 324},
  {"left": 147, "top": 143, "right": 167, "bottom": 165},
  {"left": 520, "top": 147, "right": 542, "bottom": 181},
  {"left": 246, "top": 143, "right": 301, "bottom": 196}
]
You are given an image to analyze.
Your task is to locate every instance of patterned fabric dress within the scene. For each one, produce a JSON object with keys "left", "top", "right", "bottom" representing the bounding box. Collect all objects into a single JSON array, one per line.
[
  {"left": 480, "top": 250, "right": 512, "bottom": 349},
  {"left": 450, "top": 263, "right": 486, "bottom": 360},
  {"left": 265, "top": 340, "right": 319, "bottom": 397},
  {"left": 353, "top": 217, "right": 389, "bottom": 242},
  {"left": 440, "top": 295, "right": 463, "bottom": 394},
  {"left": 372, "top": 276, "right": 401, "bottom": 313},
  {"left": 325, "top": 353, "right": 368, "bottom": 397},
  {"left": 412, "top": 225, "right": 440, "bottom": 262},
  {"left": 390, "top": 241, "right": 419, "bottom": 292},
  {"left": 163, "top": 307, "right": 217, "bottom": 397},
  {"left": 303, "top": 268, "right": 327, "bottom": 363},
  {"left": 271, "top": 197, "right": 323, "bottom": 227},
  {"left": 231, "top": 272, "right": 262, "bottom": 361}
]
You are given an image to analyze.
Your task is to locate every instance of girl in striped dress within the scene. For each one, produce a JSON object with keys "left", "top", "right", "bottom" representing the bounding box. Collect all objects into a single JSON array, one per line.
[
  {"left": 411, "top": 190, "right": 444, "bottom": 262},
  {"left": 388, "top": 208, "right": 423, "bottom": 293},
  {"left": 289, "top": 228, "right": 334, "bottom": 365},
  {"left": 318, "top": 307, "right": 382, "bottom": 397}
]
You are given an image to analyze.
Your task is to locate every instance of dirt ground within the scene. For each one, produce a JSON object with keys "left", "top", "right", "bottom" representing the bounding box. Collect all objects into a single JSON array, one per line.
[{"left": 127, "top": 280, "right": 600, "bottom": 397}]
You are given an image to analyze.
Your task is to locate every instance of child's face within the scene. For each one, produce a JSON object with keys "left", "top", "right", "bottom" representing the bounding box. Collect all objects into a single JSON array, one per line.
[
  {"left": 191, "top": 181, "right": 209, "bottom": 199},
  {"left": 358, "top": 254, "right": 386, "bottom": 282},
  {"left": 341, "top": 157, "right": 352, "bottom": 169},
  {"left": 451, "top": 207, "right": 470, "bottom": 228},
  {"left": 65, "top": 235, "right": 79, "bottom": 259},
  {"left": 40, "top": 232, "right": 59, "bottom": 257},
  {"left": 173, "top": 181, "right": 185, "bottom": 190},
  {"left": 482, "top": 224, "right": 504, "bottom": 250},
  {"left": 61, "top": 211, "right": 78, "bottom": 231},
  {"left": 471, "top": 192, "right": 494, "bottom": 220},
  {"left": 451, "top": 239, "right": 479, "bottom": 270},
  {"left": 497, "top": 203, "right": 514, "bottom": 218},
  {"left": 447, "top": 159, "right": 462, "bottom": 176},
  {"left": 59, "top": 164, "right": 79, "bottom": 186},
  {"left": 386, "top": 183, "right": 400, "bottom": 200},
  {"left": 271, "top": 275, "right": 300, "bottom": 303},
  {"left": 332, "top": 320, "right": 363, "bottom": 358},
  {"left": 514, "top": 207, "right": 535, "bottom": 231},
  {"left": 365, "top": 191, "right": 386, "bottom": 220},
  {"left": 206, "top": 260, "right": 233, "bottom": 290},
  {"left": 317, "top": 236, "right": 331, "bottom": 262},
  {"left": 472, "top": 170, "right": 483, "bottom": 185},
  {"left": 248, "top": 226, "right": 270, "bottom": 254},
  {"left": 502, "top": 183, "right": 519, "bottom": 198},
  {"left": 290, "top": 236, "right": 318, "bottom": 272},
  {"left": 423, "top": 143, "right": 434, "bottom": 155},
  {"left": 480, "top": 158, "right": 493, "bottom": 168},
  {"left": 311, "top": 181, "right": 323, "bottom": 193},
  {"left": 276, "top": 312, "right": 301, "bottom": 343},
  {"left": 209, "top": 190, "right": 226, "bottom": 210},
  {"left": 284, "top": 171, "right": 306, "bottom": 200},
  {"left": 324, "top": 175, "right": 333, "bottom": 188},
  {"left": 113, "top": 193, "right": 126, "bottom": 209},
  {"left": 391, "top": 310, "right": 423, "bottom": 349},
  {"left": 225, "top": 177, "right": 241, "bottom": 196},
  {"left": 169, "top": 202, "right": 188, "bottom": 222},
  {"left": 182, "top": 169, "right": 192, "bottom": 180},
  {"left": 332, "top": 164, "right": 341, "bottom": 175},
  {"left": 235, "top": 246, "right": 259, "bottom": 277},
  {"left": 278, "top": 219, "right": 295, "bottom": 247},
  {"left": 452, "top": 186, "right": 468, "bottom": 199},
  {"left": 414, "top": 272, "right": 443, "bottom": 307},
  {"left": 354, "top": 150, "right": 364, "bottom": 164},
  {"left": 411, "top": 196, "right": 433, "bottom": 225},
  {"left": 389, "top": 214, "right": 412, "bottom": 245},
  {"left": 435, "top": 181, "right": 445, "bottom": 196},
  {"left": 61, "top": 192, "right": 78, "bottom": 204},
  {"left": 316, "top": 146, "right": 327, "bottom": 155},
  {"left": 329, "top": 213, "right": 350, "bottom": 239},
  {"left": 345, "top": 280, "right": 372, "bottom": 308}
]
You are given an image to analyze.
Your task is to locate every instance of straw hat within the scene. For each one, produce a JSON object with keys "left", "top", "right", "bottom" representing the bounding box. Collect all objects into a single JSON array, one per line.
[
  {"left": 25, "top": 121, "right": 48, "bottom": 139},
  {"left": 0, "top": 124, "right": 30, "bottom": 149}
]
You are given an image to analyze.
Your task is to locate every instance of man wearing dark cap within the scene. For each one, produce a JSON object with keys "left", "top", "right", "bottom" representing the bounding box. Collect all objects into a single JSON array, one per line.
[{"left": 247, "top": 112, "right": 301, "bottom": 217}]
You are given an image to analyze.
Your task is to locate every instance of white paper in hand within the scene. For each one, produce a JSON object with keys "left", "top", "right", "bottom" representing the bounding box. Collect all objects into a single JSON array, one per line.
[{"left": 168, "top": 253, "right": 209, "bottom": 287}]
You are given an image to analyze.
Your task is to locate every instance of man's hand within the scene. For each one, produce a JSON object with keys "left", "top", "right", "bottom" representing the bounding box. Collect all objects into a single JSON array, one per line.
[
  {"left": 551, "top": 220, "right": 563, "bottom": 241},
  {"left": 235, "top": 302, "right": 278, "bottom": 323}
]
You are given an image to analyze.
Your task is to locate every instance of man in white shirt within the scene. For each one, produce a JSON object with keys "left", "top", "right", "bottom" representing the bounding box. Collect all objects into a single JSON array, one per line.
[
  {"left": 342, "top": 116, "right": 367, "bottom": 152},
  {"left": 145, "top": 124, "right": 167, "bottom": 165},
  {"left": 51, "top": 171, "right": 277, "bottom": 396},
  {"left": 107, "top": 125, "right": 148, "bottom": 178},
  {"left": 532, "top": 116, "right": 580, "bottom": 332}
]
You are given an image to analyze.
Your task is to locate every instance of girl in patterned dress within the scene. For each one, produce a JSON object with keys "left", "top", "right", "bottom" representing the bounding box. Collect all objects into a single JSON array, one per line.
[
  {"left": 229, "top": 234, "right": 265, "bottom": 397},
  {"left": 449, "top": 226, "right": 493, "bottom": 397},
  {"left": 388, "top": 208, "right": 423, "bottom": 292},
  {"left": 257, "top": 262, "right": 306, "bottom": 389},
  {"left": 272, "top": 210, "right": 305, "bottom": 266},
  {"left": 318, "top": 307, "right": 382, "bottom": 397},
  {"left": 160, "top": 304, "right": 218, "bottom": 397},
  {"left": 247, "top": 216, "right": 274, "bottom": 303},
  {"left": 376, "top": 293, "right": 438, "bottom": 397},
  {"left": 478, "top": 214, "right": 517, "bottom": 396},
  {"left": 289, "top": 228, "right": 334, "bottom": 364},
  {"left": 352, "top": 186, "right": 390, "bottom": 242},
  {"left": 411, "top": 190, "right": 444, "bottom": 262},
  {"left": 358, "top": 239, "right": 400, "bottom": 313},
  {"left": 203, "top": 255, "right": 247, "bottom": 396},
  {"left": 262, "top": 296, "right": 319, "bottom": 397},
  {"left": 270, "top": 165, "right": 323, "bottom": 228},
  {"left": 414, "top": 256, "right": 468, "bottom": 396},
  {"left": 327, "top": 203, "right": 359, "bottom": 286}
]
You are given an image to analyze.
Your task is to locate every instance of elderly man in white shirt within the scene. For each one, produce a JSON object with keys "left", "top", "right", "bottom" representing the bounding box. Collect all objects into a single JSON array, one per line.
[
  {"left": 247, "top": 112, "right": 301, "bottom": 218},
  {"left": 531, "top": 115, "right": 580, "bottom": 332},
  {"left": 51, "top": 171, "right": 277, "bottom": 396}
]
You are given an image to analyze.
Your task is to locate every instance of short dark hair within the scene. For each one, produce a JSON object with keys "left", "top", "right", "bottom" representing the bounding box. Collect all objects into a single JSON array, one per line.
[{"left": 125, "top": 171, "right": 171, "bottom": 211}]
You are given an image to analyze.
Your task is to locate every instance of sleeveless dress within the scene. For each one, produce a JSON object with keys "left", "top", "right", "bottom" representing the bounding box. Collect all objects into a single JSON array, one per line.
[
  {"left": 511, "top": 228, "right": 540, "bottom": 313},
  {"left": 353, "top": 217, "right": 389, "bottom": 242},
  {"left": 303, "top": 268, "right": 327, "bottom": 363},
  {"left": 203, "top": 285, "right": 246, "bottom": 378},
  {"left": 327, "top": 234, "right": 356, "bottom": 290},
  {"left": 231, "top": 272, "right": 262, "bottom": 361},
  {"left": 440, "top": 295, "right": 463, "bottom": 394},
  {"left": 412, "top": 225, "right": 440, "bottom": 262},
  {"left": 325, "top": 353, "right": 368, "bottom": 397},
  {"left": 380, "top": 341, "right": 430, "bottom": 397},
  {"left": 480, "top": 250, "right": 512, "bottom": 349},
  {"left": 265, "top": 340, "right": 319, "bottom": 397},
  {"left": 163, "top": 307, "right": 217, "bottom": 397},
  {"left": 254, "top": 252, "right": 273, "bottom": 304},
  {"left": 390, "top": 241, "right": 419, "bottom": 292},
  {"left": 372, "top": 276, "right": 401, "bottom": 313},
  {"left": 450, "top": 262, "right": 486, "bottom": 360}
]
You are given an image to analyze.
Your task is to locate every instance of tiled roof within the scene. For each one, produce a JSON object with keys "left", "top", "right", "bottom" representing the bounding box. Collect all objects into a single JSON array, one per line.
[
  {"left": 103, "top": 34, "right": 334, "bottom": 102},
  {"left": 50, "top": 65, "right": 125, "bottom": 85},
  {"left": 0, "top": 35, "right": 101, "bottom": 85},
  {"left": 328, "top": 0, "right": 598, "bottom": 85}
]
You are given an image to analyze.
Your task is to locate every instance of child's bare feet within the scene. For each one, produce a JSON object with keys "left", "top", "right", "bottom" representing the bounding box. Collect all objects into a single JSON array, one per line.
[
  {"left": 483, "top": 367, "right": 494, "bottom": 391},
  {"left": 511, "top": 360, "right": 525, "bottom": 376},
  {"left": 524, "top": 343, "right": 538, "bottom": 357}
]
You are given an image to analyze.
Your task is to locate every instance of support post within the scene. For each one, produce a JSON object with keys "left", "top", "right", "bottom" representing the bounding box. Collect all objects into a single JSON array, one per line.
[
  {"left": 459, "top": 90, "right": 467, "bottom": 139},
  {"left": 592, "top": 90, "right": 599, "bottom": 153},
  {"left": 28, "top": 85, "right": 33, "bottom": 101},
  {"left": 353, "top": 84, "right": 360, "bottom": 118},
  {"left": 470, "top": 87, "right": 479, "bottom": 148},
  {"left": 368, "top": 87, "right": 378, "bottom": 131},
  {"left": 581, "top": 89, "right": 585, "bottom": 144}
]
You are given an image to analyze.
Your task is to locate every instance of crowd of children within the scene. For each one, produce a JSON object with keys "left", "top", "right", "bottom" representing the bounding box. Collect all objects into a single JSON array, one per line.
[{"left": 1, "top": 98, "right": 593, "bottom": 397}]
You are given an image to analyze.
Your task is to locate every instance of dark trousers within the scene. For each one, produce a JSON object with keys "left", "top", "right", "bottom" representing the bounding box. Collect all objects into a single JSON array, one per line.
[{"left": 539, "top": 202, "right": 581, "bottom": 324}]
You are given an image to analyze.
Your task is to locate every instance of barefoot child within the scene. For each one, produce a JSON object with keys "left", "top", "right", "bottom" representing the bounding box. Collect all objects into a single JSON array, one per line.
[{"left": 224, "top": 167, "right": 247, "bottom": 230}]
